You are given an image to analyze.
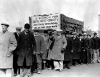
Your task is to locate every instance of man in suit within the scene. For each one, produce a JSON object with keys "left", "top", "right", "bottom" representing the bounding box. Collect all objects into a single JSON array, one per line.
[
  {"left": 17, "top": 23, "right": 36, "bottom": 77},
  {"left": 34, "top": 30, "right": 45, "bottom": 74},
  {"left": 13, "top": 27, "right": 22, "bottom": 76},
  {"left": 72, "top": 32, "right": 80, "bottom": 66},
  {"left": 92, "top": 32, "right": 100, "bottom": 63},
  {"left": 64, "top": 33, "right": 72, "bottom": 69}
]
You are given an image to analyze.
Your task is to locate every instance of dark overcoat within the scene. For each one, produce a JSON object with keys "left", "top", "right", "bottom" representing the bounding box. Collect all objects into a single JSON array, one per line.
[
  {"left": 42, "top": 35, "right": 49, "bottom": 60},
  {"left": 13, "top": 32, "right": 19, "bottom": 70},
  {"left": 17, "top": 31, "right": 36, "bottom": 66},
  {"left": 79, "top": 38, "right": 85, "bottom": 60},
  {"left": 92, "top": 37, "right": 100, "bottom": 50},
  {"left": 72, "top": 37, "right": 80, "bottom": 59},
  {"left": 64, "top": 37, "right": 72, "bottom": 61}
]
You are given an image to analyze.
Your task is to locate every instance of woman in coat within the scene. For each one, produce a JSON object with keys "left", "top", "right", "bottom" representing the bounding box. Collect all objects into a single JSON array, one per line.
[
  {"left": 0, "top": 23, "right": 17, "bottom": 77},
  {"left": 48, "top": 29, "right": 67, "bottom": 71}
]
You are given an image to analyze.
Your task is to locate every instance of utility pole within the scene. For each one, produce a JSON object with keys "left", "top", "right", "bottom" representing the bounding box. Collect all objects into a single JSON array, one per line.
[{"left": 98, "top": 14, "right": 100, "bottom": 36}]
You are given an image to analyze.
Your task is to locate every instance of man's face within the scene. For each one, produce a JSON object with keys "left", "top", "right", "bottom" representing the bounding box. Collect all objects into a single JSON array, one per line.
[
  {"left": 57, "top": 32, "right": 61, "bottom": 36},
  {"left": 34, "top": 32, "right": 39, "bottom": 36},
  {"left": 2, "top": 25, "right": 7, "bottom": 32},
  {"left": 24, "top": 28, "right": 29, "bottom": 33},
  {"left": 16, "top": 30, "right": 21, "bottom": 34},
  {"left": 44, "top": 33, "right": 48, "bottom": 37},
  {"left": 94, "top": 35, "right": 97, "bottom": 38}
]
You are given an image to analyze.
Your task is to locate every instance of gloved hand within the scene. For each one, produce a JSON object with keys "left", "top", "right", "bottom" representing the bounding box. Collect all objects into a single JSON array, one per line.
[{"left": 61, "top": 48, "right": 65, "bottom": 53}]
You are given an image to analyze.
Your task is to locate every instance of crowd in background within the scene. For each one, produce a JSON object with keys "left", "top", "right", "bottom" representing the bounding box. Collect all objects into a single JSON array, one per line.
[{"left": 0, "top": 23, "right": 100, "bottom": 77}]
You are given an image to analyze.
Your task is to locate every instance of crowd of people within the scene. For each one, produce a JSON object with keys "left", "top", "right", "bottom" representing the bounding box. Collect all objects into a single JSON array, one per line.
[{"left": 0, "top": 23, "right": 100, "bottom": 77}]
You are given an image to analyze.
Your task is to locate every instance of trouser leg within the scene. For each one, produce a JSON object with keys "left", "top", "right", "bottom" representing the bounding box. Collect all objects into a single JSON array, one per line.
[
  {"left": 54, "top": 61, "right": 59, "bottom": 70},
  {"left": 72, "top": 59, "right": 76, "bottom": 66},
  {"left": 93, "top": 49, "right": 97, "bottom": 63},
  {"left": 97, "top": 49, "right": 100, "bottom": 62},
  {"left": 0, "top": 69, "right": 6, "bottom": 77},
  {"left": 13, "top": 53, "right": 19, "bottom": 75},
  {"left": 37, "top": 62, "right": 42, "bottom": 71},
  {"left": 36, "top": 54, "right": 42, "bottom": 73},
  {"left": 42, "top": 60, "right": 46, "bottom": 69},
  {"left": 5, "top": 69, "right": 12, "bottom": 77},
  {"left": 90, "top": 49, "right": 93, "bottom": 63},
  {"left": 59, "top": 61, "right": 63, "bottom": 70}
]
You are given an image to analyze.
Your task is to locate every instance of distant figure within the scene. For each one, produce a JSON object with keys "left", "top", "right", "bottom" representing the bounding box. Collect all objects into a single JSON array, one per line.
[
  {"left": 0, "top": 23, "right": 17, "bottom": 77},
  {"left": 92, "top": 32, "right": 100, "bottom": 63},
  {"left": 17, "top": 23, "right": 36, "bottom": 77},
  {"left": 13, "top": 27, "right": 22, "bottom": 76}
]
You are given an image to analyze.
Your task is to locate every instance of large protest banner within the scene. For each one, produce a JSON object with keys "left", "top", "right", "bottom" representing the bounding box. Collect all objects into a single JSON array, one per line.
[{"left": 31, "top": 13, "right": 60, "bottom": 30}]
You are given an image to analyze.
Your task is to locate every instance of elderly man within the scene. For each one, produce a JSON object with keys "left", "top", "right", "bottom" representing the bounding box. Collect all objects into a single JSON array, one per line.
[
  {"left": 13, "top": 27, "right": 22, "bottom": 76},
  {"left": 48, "top": 29, "right": 67, "bottom": 72},
  {"left": 0, "top": 23, "right": 17, "bottom": 77}
]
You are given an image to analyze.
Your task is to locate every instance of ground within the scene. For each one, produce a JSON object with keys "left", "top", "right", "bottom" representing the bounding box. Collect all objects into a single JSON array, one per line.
[{"left": 0, "top": 63, "right": 100, "bottom": 77}]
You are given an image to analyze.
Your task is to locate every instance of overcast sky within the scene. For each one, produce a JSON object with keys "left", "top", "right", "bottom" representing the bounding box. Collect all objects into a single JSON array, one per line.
[{"left": 0, "top": 0, "right": 100, "bottom": 31}]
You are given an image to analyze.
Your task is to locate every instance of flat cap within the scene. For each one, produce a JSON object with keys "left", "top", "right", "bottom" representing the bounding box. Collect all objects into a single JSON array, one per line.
[
  {"left": 16, "top": 27, "right": 22, "bottom": 31},
  {"left": 56, "top": 28, "right": 62, "bottom": 32},
  {"left": 1, "top": 23, "right": 9, "bottom": 27},
  {"left": 94, "top": 32, "right": 97, "bottom": 35},
  {"left": 72, "top": 32, "right": 77, "bottom": 35}
]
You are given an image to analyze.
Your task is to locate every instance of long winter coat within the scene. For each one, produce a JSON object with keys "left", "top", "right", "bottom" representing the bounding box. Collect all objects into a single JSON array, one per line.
[
  {"left": 48, "top": 35, "right": 67, "bottom": 60},
  {"left": 34, "top": 35, "right": 45, "bottom": 63},
  {"left": 42, "top": 35, "right": 49, "bottom": 60},
  {"left": 64, "top": 37, "right": 72, "bottom": 61},
  {"left": 0, "top": 31, "right": 17, "bottom": 69},
  {"left": 72, "top": 37, "right": 80, "bottom": 59},
  {"left": 17, "top": 31, "right": 36, "bottom": 66}
]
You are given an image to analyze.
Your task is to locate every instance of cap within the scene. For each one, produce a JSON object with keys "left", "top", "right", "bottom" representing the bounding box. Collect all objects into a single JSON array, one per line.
[
  {"left": 72, "top": 32, "right": 77, "bottom": 35},
  {"left": 83, "top": 33, "right": 87, "bottom": 36},
  {"left": 56, "top": 28, "right": 62, "bottom": 32},
  {"left": 1, "top": 23, "right": 9, "bottom": 27},
  {"left": 94, "top": 32, "right": 97, "bottom": 35},
  {"left": 16, "top": 27, "right": 22, "bottom": 31},
  {"left": 34, "top": 30, "right": 39, "bottom": 32},
  {"left": 24, "top": 23, "right": 30, "bottom": 29}
]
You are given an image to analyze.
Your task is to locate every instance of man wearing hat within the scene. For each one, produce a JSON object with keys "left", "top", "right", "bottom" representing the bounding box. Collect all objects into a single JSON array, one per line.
[
  {"left": 17, "top": 23, "right": 36, "bottom": 77},
  {"left": 92, "top": 32, "right": 100, "bottom": 63},
  {"left": 0, "top": 23, "right": 17, "bottom": 77},
  {"left": 34, "top": 30, "right": 45, "bottom": 74},
  {"left": 71, "top": 32, "right": 81, "bottom": 66},
  {"left": 13, "top": 27, "right": 22, "bottom": 76},
  {"left": 48, "top": 28, "right": 67, "bottom": 71},
  {"left": 64, "top": 33, "right": 73, "bottom": 69}
]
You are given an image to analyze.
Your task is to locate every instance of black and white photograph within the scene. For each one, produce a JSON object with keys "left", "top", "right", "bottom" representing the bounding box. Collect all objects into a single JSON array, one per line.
[{"left": 0, "top": 0, "right": 100, "bottom": 77}]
